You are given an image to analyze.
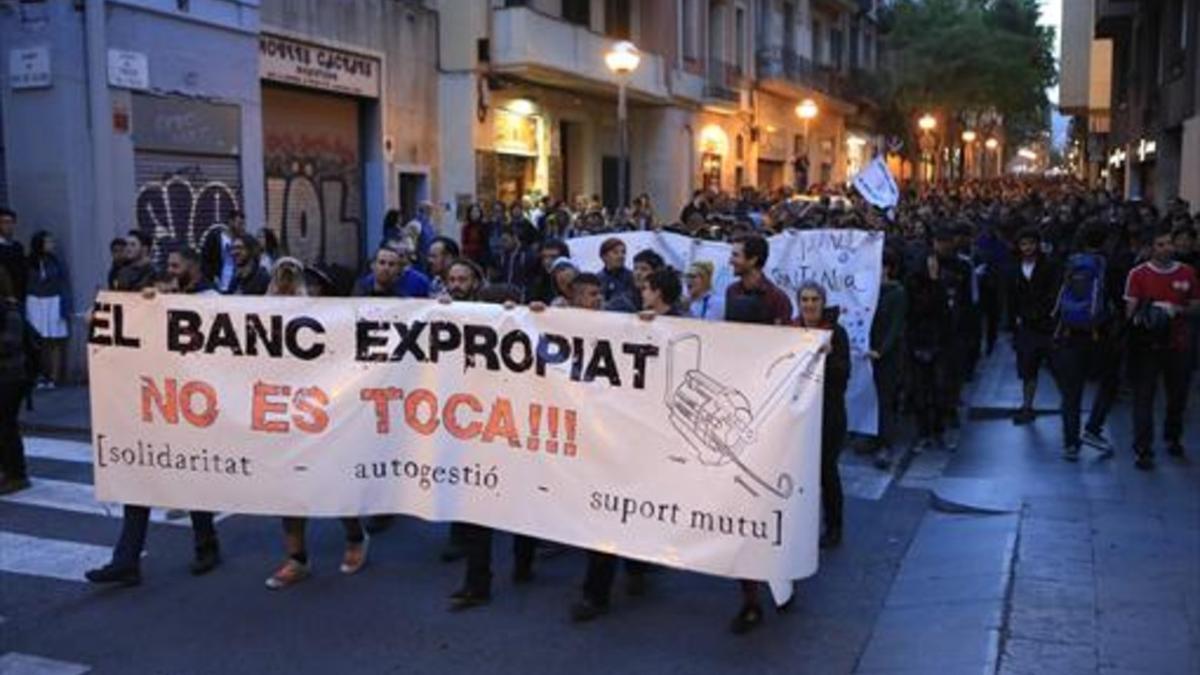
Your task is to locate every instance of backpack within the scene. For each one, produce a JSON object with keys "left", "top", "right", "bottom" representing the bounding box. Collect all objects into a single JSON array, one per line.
[{"left": 1056, "top": 253, "right": 1107, "bottom": 330}]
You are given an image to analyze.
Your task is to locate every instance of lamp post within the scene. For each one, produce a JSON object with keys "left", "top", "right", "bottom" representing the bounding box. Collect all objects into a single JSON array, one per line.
[
  {"left": 795, "top": 98, "right": 818, "bottom": 191},
  {"left": 918, "top": 113, "right": 937, "bottom": 184},
  {"left": 605, "top": 41, "right": 641, "bottom": 212},
  {"left": 961, "top": 130, "right": 977, "bottom": 179},
  {"left": 984, "top": 137, "right": 999, "bottom": 178}
]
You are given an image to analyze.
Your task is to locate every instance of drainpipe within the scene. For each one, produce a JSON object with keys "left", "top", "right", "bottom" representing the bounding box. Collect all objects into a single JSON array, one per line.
[{"left": 85, "top": 0, "right": 113, "bottom": 254}]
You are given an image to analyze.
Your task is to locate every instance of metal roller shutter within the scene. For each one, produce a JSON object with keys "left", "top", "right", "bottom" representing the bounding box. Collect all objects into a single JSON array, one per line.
[
  {"left": 0, "top": 103, "right": 8, "bottom": 209},
  {"left": 134, "top": 151, "right": 241, "bottom": 264}
]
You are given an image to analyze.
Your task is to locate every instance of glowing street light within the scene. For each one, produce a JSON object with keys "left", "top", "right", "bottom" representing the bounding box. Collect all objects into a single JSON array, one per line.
[
  {"left": 918, "top": 113, "right": 937, "bottom": 132},
  {"left": 605, "top": 41, "right": 641, "bottom": 210},
  {"left": 795, "top": 99, "right": 819, "bottom": 188},
  {"left": 984, "top": 137, "right": 999, "bottom": 150},
  {"left": 961, "top": 130, "right": 977, "bottom": 143}
]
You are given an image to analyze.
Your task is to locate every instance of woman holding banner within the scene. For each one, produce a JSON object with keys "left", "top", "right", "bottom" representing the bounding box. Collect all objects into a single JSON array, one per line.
[
  {"left": 726, "top": 280, "right": 849, "bottom": 635},
  {"left": 263, "top": 258, "right": 371, "bottom": 590}
]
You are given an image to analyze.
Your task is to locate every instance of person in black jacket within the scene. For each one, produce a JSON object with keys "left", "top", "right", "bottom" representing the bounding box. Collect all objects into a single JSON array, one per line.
[
  {"left": 906, "top": 253, "right": 954, "bottom": 449},
  {"left": 226, "top": 233, "right": 270, "bottom": 296},
  {"left": 0, "top": 209, "right": 27, "bottom": 303},
  {"left": 1008, "top": 227, "right": 1061, "bottom": 424},
  {"left": 728, "top": 281, "right": 850, "bottom": 636}
]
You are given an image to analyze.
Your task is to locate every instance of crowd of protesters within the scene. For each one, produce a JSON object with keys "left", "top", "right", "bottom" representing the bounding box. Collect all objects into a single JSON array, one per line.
[{"left": 0, "top": 173, "right": 1197, "bottom": 634}]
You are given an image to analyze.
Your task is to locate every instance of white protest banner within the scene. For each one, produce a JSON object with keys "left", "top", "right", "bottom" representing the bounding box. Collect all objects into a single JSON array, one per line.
[
  {"left": 568, "top": 229, "right": 883, "bottom": 434},
  {"left": 88, "top": 293, "right": 827, "bottom": 592},
  {"left": 851, "top": 157, "right": 900, "bottom": 209}
]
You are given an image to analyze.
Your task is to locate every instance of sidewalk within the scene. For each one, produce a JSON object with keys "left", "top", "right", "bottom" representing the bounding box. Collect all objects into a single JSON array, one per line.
[{"left": 18, "top": 386, "right": 90, "bottom": 439}]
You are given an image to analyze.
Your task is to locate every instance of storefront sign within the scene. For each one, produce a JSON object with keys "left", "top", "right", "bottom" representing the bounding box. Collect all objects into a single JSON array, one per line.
[
  {"left": 131, "top": 94, "right": 241, "bottom": 155},
  {"left": 493, "top": 109, "right": 539, "bottom": 156},
  {"left": 259, "top": 34, "right": 380, "bottom": 98},
  {"left": 108, "top": 49, "right": 150, "bottom": 90},
  {"left": 89, "top": 294, "right": 827, "bottom": 603},
  {"left": 9, "top": 46, "right": 51, "bottom": 90}
]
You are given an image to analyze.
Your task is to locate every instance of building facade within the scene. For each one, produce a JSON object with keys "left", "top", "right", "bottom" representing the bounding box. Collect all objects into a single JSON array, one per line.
[
  {"left": 1064, "top": 0, "right": 1200, "bottom": 209},
  {"left": 0, "top": 0, "right": 439, "bottom": 379},
  {"left": 436, "top": 0, "right": 881, "bottom": 235}
]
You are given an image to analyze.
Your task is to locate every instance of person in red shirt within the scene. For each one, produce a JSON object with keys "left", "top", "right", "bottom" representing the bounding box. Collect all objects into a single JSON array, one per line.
[
  {"left": 725, "top": 234, "right": 793, "bottom": 325},
  {"left": 1123, "top": 226, "right": 1200, "bottom": 468}
]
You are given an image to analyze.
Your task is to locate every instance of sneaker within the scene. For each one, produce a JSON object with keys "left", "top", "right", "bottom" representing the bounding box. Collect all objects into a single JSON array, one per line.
[
  {"left": 0, "top": 477, "right": 31, "bottom": 496},
  {"left": 570, "top": 598, "right": 610, "bottom": 623},
  {"left": 1134, "top": 451, "right": 1155, "bottom": 471},
  {"left": 729, "top": 604, "right": 764, "bottom": 635},
  {"left": 1167, "top": 442, "right": 1185, "bottom": 458},
  {"left": 339, "top": 536, "right": 369, "bottom": 575},
  {"left": 85, "top": 563, "right": 141, "bottom": 587},
  {"left": 265, "top": 559, "right": 310, "bottom": 590},
  {"left": 189, "top": 544, "right": 221, "bottom": 576},
  {"left": 1081, "top": 430, "right": 1113, "bottom": 452},
  {"left": 1063, "top": 445, "right": 1081, "bottom": 462},
  {"left": 448, "top": 588, "right": 490, "bottom": 611}
]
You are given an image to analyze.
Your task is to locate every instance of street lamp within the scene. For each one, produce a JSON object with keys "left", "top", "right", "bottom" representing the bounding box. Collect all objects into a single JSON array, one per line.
[
  {"left": 917, "top": 113, "right": 937, "bottom": 183},
  {"left": 984, "top": 137, "right": 999, "bottom": 178},
  {"left": 961, "top": 130, "right": 977, "bottom": 179},
  {"left": 795, "top": 99, "right": 818, "bottom": 191},
  {"left": 605, "top": 40, "right": 641, "bottom": 211}
]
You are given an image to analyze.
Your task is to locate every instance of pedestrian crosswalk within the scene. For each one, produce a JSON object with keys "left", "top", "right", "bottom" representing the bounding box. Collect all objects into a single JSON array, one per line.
[
  {"left": 0, "top": 652, "right": 91, "bottom": 675},
  {"left": 0, "top": 436, "right": 231, "bottom": 586}
]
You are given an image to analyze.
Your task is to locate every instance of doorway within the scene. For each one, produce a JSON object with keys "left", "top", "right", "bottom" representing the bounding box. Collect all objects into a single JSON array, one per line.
[{"left": 398, "top": 172, "right": 429, "bottom": 223}]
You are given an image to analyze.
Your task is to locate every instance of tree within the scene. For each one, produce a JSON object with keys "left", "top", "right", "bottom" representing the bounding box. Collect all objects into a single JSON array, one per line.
[{"left": 878, "top": 0, "right": 1057, "bottom": 166}]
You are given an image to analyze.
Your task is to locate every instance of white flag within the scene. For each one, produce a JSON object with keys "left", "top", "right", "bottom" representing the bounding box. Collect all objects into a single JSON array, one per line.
[{"left": 852, "top": 157, "right": 899, "bottom": 209}]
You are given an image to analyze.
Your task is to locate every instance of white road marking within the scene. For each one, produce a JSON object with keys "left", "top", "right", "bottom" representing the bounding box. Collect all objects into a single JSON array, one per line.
[
  {"left": 0, "top": 479, "right": 229, "bottom": 525},
  {"left": 0, "top": 532, "right": 110, "bottom": 584},
  {"left": 0, "top": 652, "right": 90, "bottom": 675},
  {"left": 23, "top": 438, "right": 92, "bottom": 464}
]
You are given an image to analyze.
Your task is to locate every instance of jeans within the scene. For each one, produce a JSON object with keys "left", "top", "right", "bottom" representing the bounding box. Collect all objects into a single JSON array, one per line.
[
  {"left": 459, "top": 523, "right": 537, "bottom": 595},
  {"left": 822, "top": 404, "right": 847, "bottom": 532},
  {"left": 112, "top": 505, "right": 216, "bottom": 569},
  {"left": 910, "top": 354, "right": 950, "bottom": 439},
  {"left": 1130, "top": 347, "right": 1191, "bottom": 454},
  {"left": 1055, "top": 333, "right": 1119, "bottom": 448},
  {"left": 0, "top": 384, "right": 27, "bottom": 481},
  {"left": 582, "top": 553, "right": 649, "bottom": 605},
  {"left": 873, "top": 356, "right": 901, "bottom": 448}
]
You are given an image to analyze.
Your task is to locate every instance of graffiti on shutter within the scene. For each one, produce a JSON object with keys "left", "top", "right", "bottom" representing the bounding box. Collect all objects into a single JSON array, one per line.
[
  {"left": 134, "top": 152, "right": 242, "bottom": 264},
  {"left": 263, "top": 86, "right": 362, "bottom": 273}
]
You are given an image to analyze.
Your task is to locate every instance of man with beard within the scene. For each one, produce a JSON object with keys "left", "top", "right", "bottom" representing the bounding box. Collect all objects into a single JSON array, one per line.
[
  {"left": 226, "top": 233, "right": 270, "bottom": 296},
  {"left": 725, "top": 234, "right": 792, "bottom": 325}
]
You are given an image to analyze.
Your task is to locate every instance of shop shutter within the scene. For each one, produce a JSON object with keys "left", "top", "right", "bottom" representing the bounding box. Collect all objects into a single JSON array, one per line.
[{"left": 133, "top": 151, "right": 241, "bottom": 264}]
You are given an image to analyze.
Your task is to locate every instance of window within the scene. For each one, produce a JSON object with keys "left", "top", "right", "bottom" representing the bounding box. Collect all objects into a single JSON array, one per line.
[
  {"left": 735, "top": 6, "right": 746, "bottom": 72},
  {"left": 812, "top": 20, "right": 823, "bottom": 64},
  {"left": 831, "top": 26, "right": 843, "bottom": 69},
  {"left": 783, "top": 2, "right": 795, "bottom": 54},
  {"left": 562, "top": 0, "right": 590, "bottom": 27},
  {"left": 605, "top": 0, "right": 631, "bottom": 39},
  {"left": 850, "top": 22, "right": 860, "bottom": 69},
  {"left": 682, "top": 0, "right": 698, "bottom": 60}
]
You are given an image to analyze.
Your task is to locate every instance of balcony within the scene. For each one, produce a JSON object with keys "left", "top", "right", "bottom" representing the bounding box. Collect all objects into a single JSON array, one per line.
[
  {"left": 756, "top": 47, "right": 854, "bottom": 103},
  {"left": 1094, "top": 0, "right": 1136, "bottom": 38},
  {"left": 489, "top": 6, "right": 670, "bottom": 102},
  {"left": 704, "top": 58, "right": 745, "bottom": 111}
]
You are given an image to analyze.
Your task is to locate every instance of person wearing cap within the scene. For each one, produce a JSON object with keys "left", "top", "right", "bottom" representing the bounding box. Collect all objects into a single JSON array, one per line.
[
  {"left": 1007, "top": 226, "right": 1061, "bottom": 425},
  {"left": 548, "top": 257, "right": 578, "bottom": 307}
]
